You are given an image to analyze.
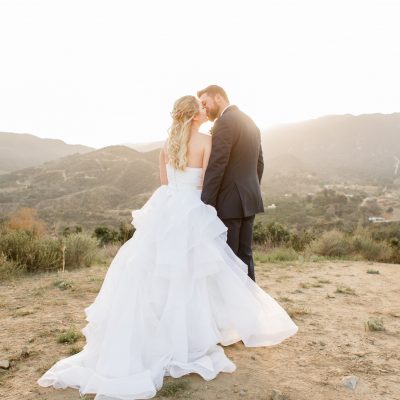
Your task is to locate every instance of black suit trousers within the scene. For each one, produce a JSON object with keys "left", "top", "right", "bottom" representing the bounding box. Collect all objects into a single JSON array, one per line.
[{"left": 222, "top": 215, "right": 256, "bottom": 282}]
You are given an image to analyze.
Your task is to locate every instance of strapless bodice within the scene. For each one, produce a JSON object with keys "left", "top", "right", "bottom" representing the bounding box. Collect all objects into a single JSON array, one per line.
[{"left": 166, "top": 163, "right": 202, "bottom": 191}]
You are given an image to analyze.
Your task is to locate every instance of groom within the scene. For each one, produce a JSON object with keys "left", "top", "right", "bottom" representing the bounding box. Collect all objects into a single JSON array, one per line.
[{"left": 197, "top": 85, "right": 264, "bottom": 281}]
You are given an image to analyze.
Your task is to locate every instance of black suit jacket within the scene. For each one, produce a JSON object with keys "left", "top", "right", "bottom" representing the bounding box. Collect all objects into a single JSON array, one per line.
[{"left": 201, "top": 105, "right": 264, "bottom": 219}]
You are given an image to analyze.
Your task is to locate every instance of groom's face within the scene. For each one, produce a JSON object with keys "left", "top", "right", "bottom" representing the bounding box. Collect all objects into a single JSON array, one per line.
[{"left": 199, "top": 94, "right": 220, "bottom": 122}]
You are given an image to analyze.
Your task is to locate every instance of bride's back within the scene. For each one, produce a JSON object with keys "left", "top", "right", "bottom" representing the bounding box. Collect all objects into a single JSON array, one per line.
[{"left": 164, "top": 132, "right": 210, "bottom": 169}]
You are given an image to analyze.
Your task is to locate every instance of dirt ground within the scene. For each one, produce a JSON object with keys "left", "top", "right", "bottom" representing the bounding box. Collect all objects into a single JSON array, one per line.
[{"left": 0, "top": 260, "right": 399, "bottom": 400}]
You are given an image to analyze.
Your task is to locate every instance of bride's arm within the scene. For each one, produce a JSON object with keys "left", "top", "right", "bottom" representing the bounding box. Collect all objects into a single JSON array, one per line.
[{"left": 159, "top": 145, "right": 168, "bottom": 185}]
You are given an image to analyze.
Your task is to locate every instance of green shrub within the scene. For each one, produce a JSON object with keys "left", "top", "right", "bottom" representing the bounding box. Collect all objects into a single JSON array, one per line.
[
  {"left": 118, "top": 222, "right": 135, "bottom": 244},
  {"left": 0, "top": 253, "right": 25, "bottom": 280},
  {"left": 253, "top": 221, "right": 291, "bottom": 246},
  {"left": 0, "top": 230, "right": 98, "bottom": 276},
  {"left": 0, "top": 231, "right": 63, "bottom": 273},
  {"left": 352, "top": 234, "right": 392, "bottom": 262},
  {"left": 310, "top": 229, "right": 353, "bottom": 258},
  {"left": 28, "top": 237, "right": 64, "bottom": 272},
  {"left": 93, "top": 226, "right": 119, "bottom": 246},
  {"left": 368, "top": 222, "right": 400, "bottom": 242},
  {"left": 57, "top": 327, "right": 82, "bottom": 344},
  {"left": 65, "top": 233, "right": 98, "bottom": 268},
  {"left": 365, "top": 317, "right": 385, "bottom": 331},
  {"left": 253, "top": 221, "right": 268, "bottom": 244},
  {"left": 289, "top": 229, "right": 316, "bottom": 251},
  {"left": 367, "top": 269, "right": 380, "bottom": 274},
  {"left": 0, "top": 230, "right": 35, "bottom": 263},
  {"left": 157, "top": 380, "right": 189, "bottom": 397}
]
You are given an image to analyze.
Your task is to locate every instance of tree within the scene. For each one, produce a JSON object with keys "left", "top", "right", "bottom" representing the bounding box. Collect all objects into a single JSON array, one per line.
[{"left": 8, "top": 207, "right": 46, "bottom": 237}]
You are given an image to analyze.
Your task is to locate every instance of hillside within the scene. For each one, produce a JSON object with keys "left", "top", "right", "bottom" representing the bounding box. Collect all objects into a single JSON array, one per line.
[
  {"left": 0, "top": 146, "right": 159, "bottom": 229},
  {"left": 123, "top": 140, "right": 165, "bottom": 152},
  {"left": 0, "top": 132, "right": 93, "bottom": 174},
  {"left": 1, "top": 113, "right": 400, "bottom": 229}
]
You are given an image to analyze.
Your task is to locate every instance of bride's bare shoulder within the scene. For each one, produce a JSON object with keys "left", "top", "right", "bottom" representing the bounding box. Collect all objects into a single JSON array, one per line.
[{"left": 195, "top": 132, "right": 211, "bottom": 143}]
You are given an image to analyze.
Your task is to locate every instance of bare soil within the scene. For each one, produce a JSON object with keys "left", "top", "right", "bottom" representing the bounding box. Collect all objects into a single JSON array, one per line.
[{"left": 1, "top": 260, "right": 399, "bottom": 400}]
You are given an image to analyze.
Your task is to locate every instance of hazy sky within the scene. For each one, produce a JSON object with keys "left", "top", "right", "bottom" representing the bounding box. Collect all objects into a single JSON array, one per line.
[{"left": 0, "top": 0, "right": 399, "bottom": 148}]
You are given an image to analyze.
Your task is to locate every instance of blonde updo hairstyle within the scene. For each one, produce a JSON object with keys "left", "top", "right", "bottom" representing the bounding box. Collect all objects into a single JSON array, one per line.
[{"left": 167, "top": 95, "right": 200, "bottom": 171}]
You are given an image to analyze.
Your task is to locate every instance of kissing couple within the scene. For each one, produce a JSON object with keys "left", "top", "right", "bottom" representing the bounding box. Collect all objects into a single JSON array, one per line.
[{"left": 38, "top": 85, "right": 298, "bottom": 400}]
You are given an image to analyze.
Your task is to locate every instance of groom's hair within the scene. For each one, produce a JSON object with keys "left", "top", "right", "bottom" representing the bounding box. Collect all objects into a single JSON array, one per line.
[{"left": 197, "top": 85, "right": 229, "bottom": 102}]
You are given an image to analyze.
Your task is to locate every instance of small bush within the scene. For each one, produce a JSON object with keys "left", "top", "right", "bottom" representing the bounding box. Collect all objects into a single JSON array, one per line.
[
  {"left": 65, "top": 233, "right": 98, "bottom": 268},
  {"left": 0, "top": 253, "right": 25, "bottom": 280},
  {"left": 29, "top": 237, "right": 64, "bottom": 272},
  {"left": 0, "top": 230, "right": 35, "bottom": 263},
  {"left": 0, "top": 229, "right": 99, "bottom": 276},
  {"left": 365, "top": 317, "right": 385, "bottom": 331},
  {"left": 352, "top": 234, "right": 392, "bottom": 262},
  {"left": 93, "top": 226, "right": 119, "bottom": 246},
  {"left": 289, "top": 229, "right": 316, "bottom": 252},
  {"left": 253, "top": 221, "right": 269, "bottom": 244},
  {"left": 53, "top": 279, "right": 73, "bottom": 290},
  {"left": 310, "top": 229, "right": 353, "bottom": 258},
  {"left": 57, "top": 327, "right": 82, "bottom": 344},
  {"left": 253, "top": 221, "right": 291, "bottom": 246},
  {"left": 157, "top": 380, "right": 189, "bottom": 397},
  {"left": 118, "top": 222, "right": 135, "bottom": 244},
  {"left": 367, "top": 269, "right": 380, "bottom": 274},
  {"left": 0, "top": 231, "right": 63, "bottom": 273}
]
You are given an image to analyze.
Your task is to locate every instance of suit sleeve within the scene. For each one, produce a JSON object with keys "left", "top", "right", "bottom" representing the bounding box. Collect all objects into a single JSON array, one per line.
[
  {"left": 201, "top": 118, "right": 233, "bottom": 207},
  {"left": 257, "top": 143, "right": 264, "bottom": 184}
]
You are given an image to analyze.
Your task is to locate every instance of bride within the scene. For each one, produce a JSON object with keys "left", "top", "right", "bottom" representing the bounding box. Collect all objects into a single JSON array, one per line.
[{"left": 37, "top": 95, "right": 298, "bottom": 399}]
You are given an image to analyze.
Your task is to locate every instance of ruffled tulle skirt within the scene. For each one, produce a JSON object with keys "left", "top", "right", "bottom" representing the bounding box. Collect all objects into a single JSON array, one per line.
[{"left": 37, "top": 184, "right": 298, "bottom": 399}]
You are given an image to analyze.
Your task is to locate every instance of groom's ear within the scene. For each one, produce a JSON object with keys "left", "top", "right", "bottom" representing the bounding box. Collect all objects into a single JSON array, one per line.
[{"left": 214, "top": 93, "right": 223, "bottom": 105}]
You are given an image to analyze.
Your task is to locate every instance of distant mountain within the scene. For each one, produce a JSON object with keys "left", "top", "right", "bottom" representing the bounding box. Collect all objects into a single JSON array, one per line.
[
  {"left": 1, "top": 112, "right": 399, "bottom": 229},
  {"left": 123, "top": 141, "right": 164, "bottom": 152},
  {"left": 263, "top": 113, "right": 400, "bottom": 184},
  {"left": 0, "top": 132, "right": 93, "bottom": 174},
  {"left": 0, "top": 146, "right": 159, "bottom": 229}
]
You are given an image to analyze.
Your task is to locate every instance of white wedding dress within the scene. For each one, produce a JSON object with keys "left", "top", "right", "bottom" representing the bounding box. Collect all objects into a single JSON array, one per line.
[{"left": 37, "top": 164, "right": 298, "bottom": 400}]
